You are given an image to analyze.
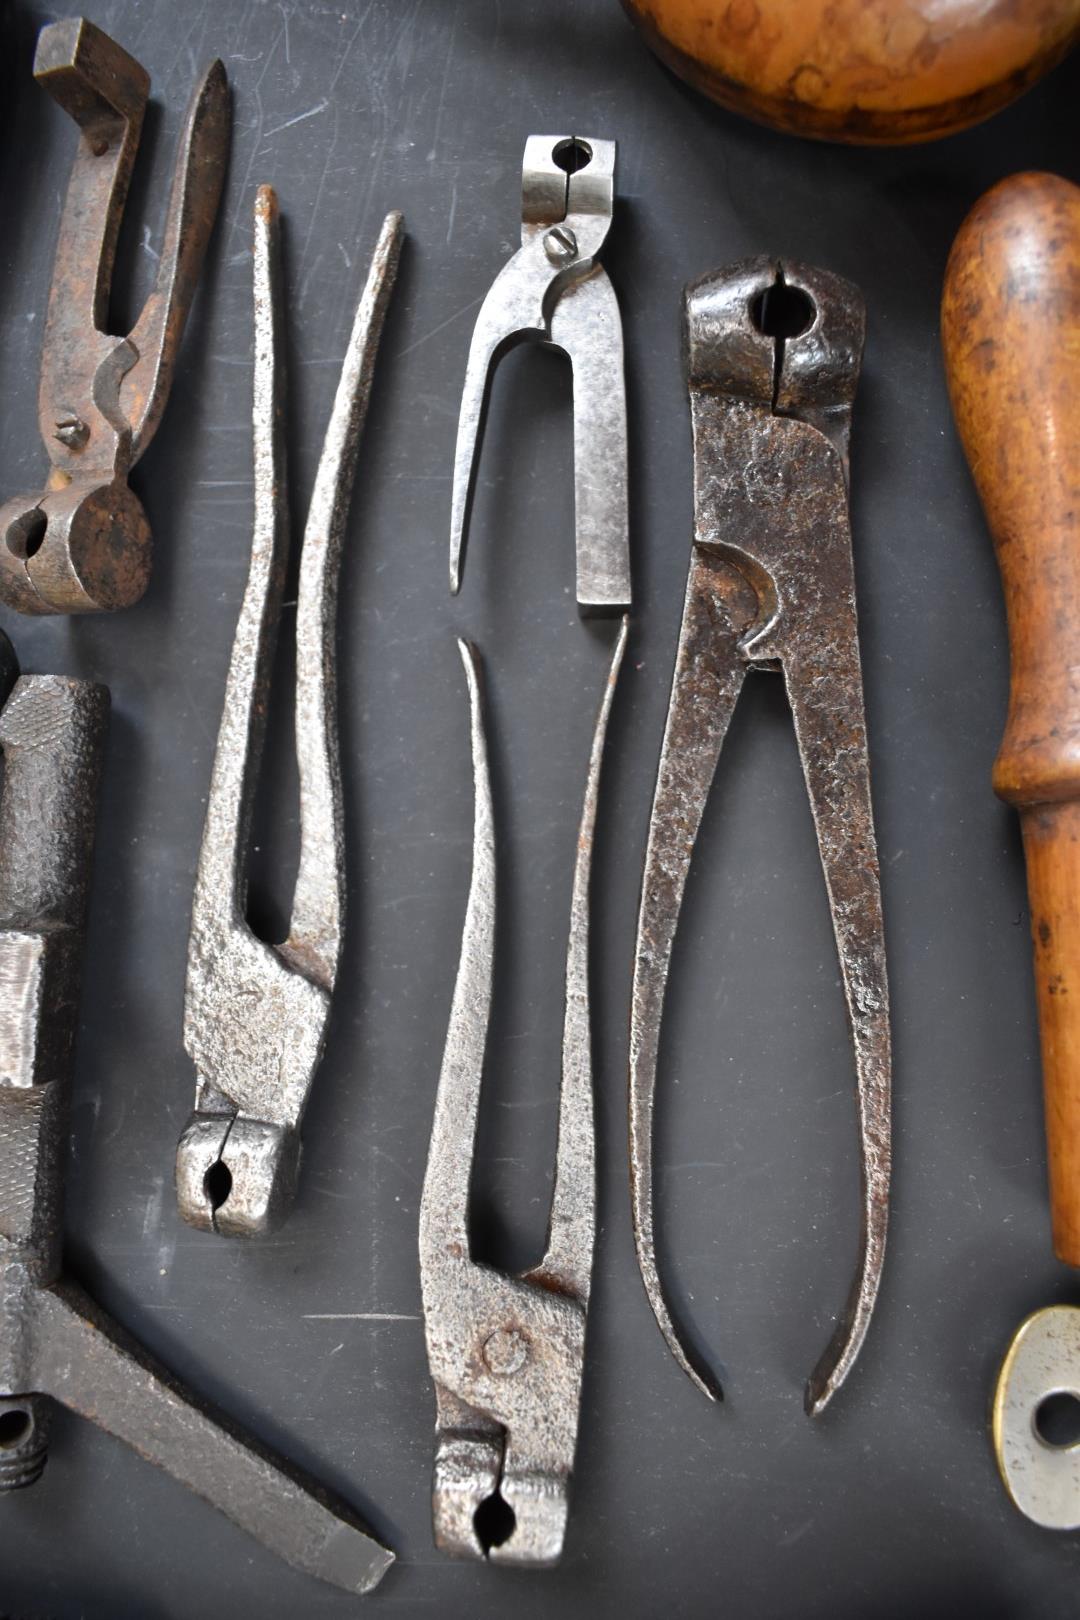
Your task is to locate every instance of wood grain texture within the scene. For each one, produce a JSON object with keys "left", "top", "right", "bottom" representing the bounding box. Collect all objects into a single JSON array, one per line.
[
  {"left": 942, "top": 171, "right": 1080, "bottom": 1264},
  {"left": 622, "top": 0, "right": 1080, "bottom": 143}
]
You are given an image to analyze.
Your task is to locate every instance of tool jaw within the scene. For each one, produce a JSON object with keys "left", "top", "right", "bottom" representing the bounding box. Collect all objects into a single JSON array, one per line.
[
  {"left": 179, "top": 924, "right": 329, "bottom": 1236},
  {"left": 423, "top": 1260, "right": 586, "bottom": 1565},
  {"left": 175, "top": 1114, "right": 302, "bottom": 1238},
  {"left": 686, "top": 257, "right": 864, "bottom": 471}
]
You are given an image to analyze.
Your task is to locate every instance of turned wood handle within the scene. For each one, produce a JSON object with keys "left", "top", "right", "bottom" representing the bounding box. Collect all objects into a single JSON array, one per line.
[
  {"left": 942, "top": 170, "right": 1080, "bottom": 1264},
  {"left": 621, "top": 1, "right": 1080, "bottom": 146}
]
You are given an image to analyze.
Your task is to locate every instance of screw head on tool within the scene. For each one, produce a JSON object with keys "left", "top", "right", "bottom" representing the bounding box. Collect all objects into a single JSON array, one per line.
[
  {"left": 544, "top": 225, "right": 578, "bottom": 264},
  {"left": 482, "top": 1327, "right": 529, "bottom": 1376},
  {"left": 53, "top": 415, "right": 89, "bottom": 451}
]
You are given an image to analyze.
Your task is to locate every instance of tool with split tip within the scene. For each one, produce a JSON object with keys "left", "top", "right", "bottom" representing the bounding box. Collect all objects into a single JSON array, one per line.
[
  {"left": 0, "top": 635, "right": 393, "bottom": 1594},
  {"left": 0, "top": 16, "right": 229, "bottom": 615},
  {"left": 943, "top": 169, "right": 1080, "bottom": 1530},
  {"left": 175, "top": 187, "right": 402, "bottom": 1238},
  {"left": 419, "top": 625, "right": 627, "bottom": 1566},
  {"left": 629, "top": 257, "right": 891, "bottom": 1415},
  {"left": 449, "top": 133, "right": 630, "bottom": 615},
  {"left": 421, "top": 135, "right": 631, "bottom": 1562}
]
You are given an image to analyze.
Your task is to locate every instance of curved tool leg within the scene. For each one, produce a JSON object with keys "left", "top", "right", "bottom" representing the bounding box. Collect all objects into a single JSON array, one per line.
[
  {"left": 629, "top": 553, "right": 751, "bottom": 1401},
  {"left": 785, "top": 648, "right": 890, "bottom": 1414}
]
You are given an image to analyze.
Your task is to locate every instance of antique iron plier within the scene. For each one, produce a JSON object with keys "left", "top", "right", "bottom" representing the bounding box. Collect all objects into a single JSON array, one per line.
[
  {"left": 420, "top": 135, "right": 629, "bottom": 1564},
  {"left": 0, "top": 638, "right": 392, "bottom": 1594},
  {"left": 629, "top": 260, "right": 891, "bottom": 1415},
  {"left": 419, "top": 629, "right": 625, "bottom": 1565},
  {"left": 0, "top": 17, "right": 229, "bottom": 615},
  {"left": 450, "top": 134, "right": 629, "bottom": 613},
  {"left": 176, "top": 189, "right": 402, "bottom": 1237}
]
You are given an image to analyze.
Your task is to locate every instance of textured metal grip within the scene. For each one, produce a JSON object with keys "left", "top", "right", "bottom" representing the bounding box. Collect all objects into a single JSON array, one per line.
[
  {"left": 0, "top": 675, "right": 108, "bottom": 1274},
  {"left": 0, "top": 677, "right": 107, "bottom": 1486}
]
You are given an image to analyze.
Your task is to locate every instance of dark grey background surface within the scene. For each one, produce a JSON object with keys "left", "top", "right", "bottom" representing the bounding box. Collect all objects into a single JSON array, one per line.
[{"left": 0, "top": 1, "right": 1077, "bottom": 1615}]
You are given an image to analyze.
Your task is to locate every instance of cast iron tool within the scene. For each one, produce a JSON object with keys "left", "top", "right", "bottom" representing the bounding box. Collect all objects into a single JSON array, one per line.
[
  {"left": 630, "top": 259, "right": 891, "bottom": 1415},
  {"left": 175, "top": 188, "right": 402, "bottom": 1237},
  {"left": 943, "top": 170, "right": 1080, "bottom": 1529},
  {"left": 419, "top": 627, "right": 626, "bottom": 1566},
  {"left": 450, "top": 133, "right": 630, "bottom": 614},
  {"left": 0, "top": 17, "right": 229, "bottom": 614},
  {"left": 0, "top": 639, "right": 393, "bottom": 1594}
]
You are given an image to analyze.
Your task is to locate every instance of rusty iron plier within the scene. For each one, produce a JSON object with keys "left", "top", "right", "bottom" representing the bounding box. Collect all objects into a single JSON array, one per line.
[
  {"left": 0, "top": 17, "right": 228, "bottom": 615},
  {"left": 0, "top": 637, "right": 392, "bottom": 1594},
  {"left": 175, "top": 189, "right": 402, "bottom": 1237},
  {"left": 419, "top": 135, "right": 630, "bottom": 1564},
  {"left": 630, "top": 260, "right": 891, "bottom": 1415}
]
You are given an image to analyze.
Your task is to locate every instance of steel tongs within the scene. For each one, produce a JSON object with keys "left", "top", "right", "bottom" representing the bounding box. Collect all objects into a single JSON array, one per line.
[
  {"left": 176, "top": 189, "right": 402, "bottom": 1237},
  {"left": 630, "top": 259, "right": 891, "bottom": 1415},
  {"left": 0, "top": 18, "right": 228, "bottom": 615}
]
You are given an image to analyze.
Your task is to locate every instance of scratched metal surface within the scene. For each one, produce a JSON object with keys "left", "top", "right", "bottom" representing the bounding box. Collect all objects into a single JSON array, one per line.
[{"left": 0, "top": 1, "right": 1077, "bottom": 1615}]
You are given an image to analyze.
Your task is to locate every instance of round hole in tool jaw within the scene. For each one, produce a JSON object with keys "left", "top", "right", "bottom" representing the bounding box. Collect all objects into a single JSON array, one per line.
[
  {"left": 0, "top": 1409, "right": 32, "bottom": 1449},
  {"left": 552, "top": 138, "right": 592, "bottom": 175},
  {"left": 474, "top": 1489, "right": 516, "bottom": 1554},
  {"left": 203, "top": 1159, "right": 233, "bottom": 1212},
  {"left": 6, "top": 510, "right": 46, "bottom": 560},
  {"left": 1035, "top": 1391, "right": 1080, "bottom": 1447},
  {"left": 750, "top": 283, "right": 816, "bottom": 341}
]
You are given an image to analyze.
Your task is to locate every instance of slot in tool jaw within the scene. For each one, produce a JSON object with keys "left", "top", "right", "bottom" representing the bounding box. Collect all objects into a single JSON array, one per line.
[
  {"left": 630, "top": 257, "right": 890, "bottom": 1415},
  {"left": 0, "top": 639, "right": 393, "bottom": 1593},
  {"left": 176, "top": 189, "right": 403, "bottom": 1238},
  {"left": 0, "top": 17, "right": 229, "bottom": 615},
  {"left": 449, "top": 135, "right": 630, "bottom": 614}
]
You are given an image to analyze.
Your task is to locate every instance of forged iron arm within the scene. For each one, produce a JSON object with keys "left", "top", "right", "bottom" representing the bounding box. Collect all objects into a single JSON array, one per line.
[{"left": 177, "top": 190, "right": 402, "bottom": 1237}]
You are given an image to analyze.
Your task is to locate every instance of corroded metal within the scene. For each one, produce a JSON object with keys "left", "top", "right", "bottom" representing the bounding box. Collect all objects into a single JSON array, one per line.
[
  {"left": 629, "top": 259, "right": 890, "bottom": 1415},
  {"left": 450, "top": 135, "right": 629, "bottom": 614},
  {"left": 0, "top": 648, "right": 393, "bottom": 1592},
  {"left": 176, "top": 189, "right": 403, "bottom": 1238},
  {"left": 0, "top": 17, "right": 229, "bottom": 614},
  {"left": 419, "top": 624, "right": 627, "bottom": 1565}
]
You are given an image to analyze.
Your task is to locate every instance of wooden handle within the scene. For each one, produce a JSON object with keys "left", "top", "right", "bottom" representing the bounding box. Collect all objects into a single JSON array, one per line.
[{"left": 942, "top": 171, "right": 1080, "bottom": 1264}]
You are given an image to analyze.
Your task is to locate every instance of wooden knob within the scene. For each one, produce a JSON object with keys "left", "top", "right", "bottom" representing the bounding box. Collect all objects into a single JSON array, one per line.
[
  {"left": 621, "top": 0, "right": 1080, "bottom": 144},
  {"left": 943, "top": 171, "right": 1080, "bottom": 1264}
]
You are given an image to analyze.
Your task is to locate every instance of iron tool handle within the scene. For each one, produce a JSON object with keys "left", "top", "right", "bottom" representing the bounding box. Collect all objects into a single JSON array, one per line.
[
  {"left": 942, "top": 170, "right": 1080, "bottom": 1265},
  {"left": 0, "top": 675, "right": 108, "bottom": 1283}
]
